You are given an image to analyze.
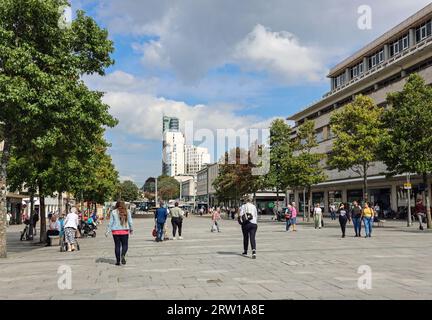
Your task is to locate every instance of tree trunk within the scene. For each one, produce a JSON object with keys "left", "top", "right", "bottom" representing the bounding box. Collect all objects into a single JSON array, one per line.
[
  {"left": 58, "top": 192, "right": 62, "bottom": 215},
  {"left": 38, "top": 182, "right": 46, "bottom": 243},
  {"left": 307, "top": 187, "right": 312, "bottom": 222},
  {"left": 29, "top": 192, "right": 34, "bottom": 240},
  {"left": 423, "top": 173, "right": 432, "bottom": 229},
  {"left": 363, "top": 163, "right": 368, "bottom": 204},
  {"left": 0, "top": 133, "right": 11, "bottom": 258}
]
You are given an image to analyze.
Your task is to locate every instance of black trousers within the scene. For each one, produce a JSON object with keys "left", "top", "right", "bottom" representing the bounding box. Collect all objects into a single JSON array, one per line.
[
  {"left": 113, "top": 235, "right": 129, "bottom": 263},
  {"left": 171, "top": 217, "right": 183, "bottom": 237},
  {"left": 339, "top": 215, "right": 348, "bottom": 236},
  {"left": 46, "top": 230, "right": 59, "bottom": 245},
  {"left": 242, "top": 223, "right": 258, "bottom": 253}
]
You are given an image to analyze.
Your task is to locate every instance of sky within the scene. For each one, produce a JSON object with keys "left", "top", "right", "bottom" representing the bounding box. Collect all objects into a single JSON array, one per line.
[{"left": 73, "top": 0, "right": 432, "bottom": 187}]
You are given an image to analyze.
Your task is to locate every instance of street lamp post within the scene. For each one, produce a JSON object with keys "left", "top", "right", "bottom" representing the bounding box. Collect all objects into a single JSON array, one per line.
[
  {"left": 155, "top": 177, "right": 158, "bottom": 206},
  {"left": 407, "top": 173, "right": 412, "bottom": 227}
]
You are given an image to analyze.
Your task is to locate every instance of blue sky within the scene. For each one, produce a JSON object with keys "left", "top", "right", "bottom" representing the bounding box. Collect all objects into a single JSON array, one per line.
[{"left": 75, "top": 0, "right": 432, "bottom": 187}]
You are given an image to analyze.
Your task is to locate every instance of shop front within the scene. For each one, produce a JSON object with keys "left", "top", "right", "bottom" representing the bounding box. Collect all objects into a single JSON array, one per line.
[{"left": 7, "top": 193, "right": 26, "bottom": 225}]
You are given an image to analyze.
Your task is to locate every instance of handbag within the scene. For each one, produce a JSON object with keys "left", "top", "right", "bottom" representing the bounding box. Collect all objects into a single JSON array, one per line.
[{"left": 152, "top": 227, "right": 157, "bottom": 237}]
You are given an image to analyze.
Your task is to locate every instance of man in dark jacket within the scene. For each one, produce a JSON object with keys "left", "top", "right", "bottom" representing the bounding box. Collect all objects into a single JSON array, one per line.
[
  {"left": 155, "top": 201, "right": 168, "bottom": 242},
  {"left": 350, "top": 201, "right": 362, "bottom": 237}
]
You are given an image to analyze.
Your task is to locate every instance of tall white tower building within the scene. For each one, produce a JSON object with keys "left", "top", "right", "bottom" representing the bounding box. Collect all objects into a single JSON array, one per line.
[{"left": 163, "top": 131, "right": 185, "bottom": 177}]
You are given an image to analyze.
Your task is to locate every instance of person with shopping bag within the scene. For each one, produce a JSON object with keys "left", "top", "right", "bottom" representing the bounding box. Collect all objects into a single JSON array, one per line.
[{"left": 211, "top": 207, "right": 221, "bottom": 233}]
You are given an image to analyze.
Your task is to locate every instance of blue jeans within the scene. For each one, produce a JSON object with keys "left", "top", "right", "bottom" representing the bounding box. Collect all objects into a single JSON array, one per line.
[
  {"left": 330, "top": 211, "right": 336, "bottom": 220},
  {"left": 364, "top": 217, "right": 372, "bottom": 237},
  {"left": 157, "top": 222, "right": 165, "bottom": 241},
  {"left": 353, "top": 217, "right": 362, "bottom": 236},
  {"left": 285, "top": 218, "right": 291, "bottom": 231}
]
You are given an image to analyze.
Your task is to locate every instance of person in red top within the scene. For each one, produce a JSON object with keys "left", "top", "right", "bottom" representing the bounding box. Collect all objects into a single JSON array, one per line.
[
  {"left": 415, "top": 199, "right": 426, "bottom": 231},
  {"left": 211, "top": 207, "right": 221, "bottom": 232}
]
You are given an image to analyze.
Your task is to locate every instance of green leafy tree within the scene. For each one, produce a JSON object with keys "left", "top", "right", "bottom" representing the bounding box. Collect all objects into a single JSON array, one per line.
[
  {"left": 380, "top": 74, "right": 432, "bottom": 228},
  {"left": 328, "top": 95, "right": 384, "bottom": 204},
  {"left": 116, "top": 180, "right": 140, "bottom": 202},
  {"left": 266, "top": 119, "right": 294, "bottom": 208},
  {"left": 291, "top": 120, "right": 326, "bottom": 220},
  {"left": 157, "top": 175, "right": 180, "bottom": 201},
  {"left": 143, "top": 177, "right": 156, "bottom": 193},
  {"left": 76, "top": 146, "right": 119, "bottom": 206},
  {"left": 213, "top": 147, "right": 262, "bottom": 206},
  {"left": 0, "top": 0, "right": 115, "bottom": 254}
]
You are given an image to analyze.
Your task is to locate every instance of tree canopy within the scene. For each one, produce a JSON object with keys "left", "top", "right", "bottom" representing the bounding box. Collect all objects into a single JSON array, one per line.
[
  {"left": 328, "top": 95, "right": 384, "bottom": 202},
  {"left": 0, "top": 0, "right": 117, "bottom": 255},
  {"left": 380, "top": 73, "right": 432, "bottom": 228}
]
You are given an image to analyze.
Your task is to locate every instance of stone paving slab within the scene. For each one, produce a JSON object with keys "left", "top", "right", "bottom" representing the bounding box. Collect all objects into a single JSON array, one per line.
[{"left": 1, "top": 216, "right": 432, "bottom": 300}]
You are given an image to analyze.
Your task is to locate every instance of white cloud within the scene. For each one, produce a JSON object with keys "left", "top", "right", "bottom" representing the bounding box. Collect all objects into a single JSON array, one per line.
[
  {"left": 104, "top": 91, "right": 263, "bottom": 142},
  {"left": 234, "top": 24, "right": 327, "bottom": 83},
  {"left": 91, "top": 0, "right": 432, "bottom": 83},
  {"left": 133, "top": 41, "right": 170, "bottom": 69}
]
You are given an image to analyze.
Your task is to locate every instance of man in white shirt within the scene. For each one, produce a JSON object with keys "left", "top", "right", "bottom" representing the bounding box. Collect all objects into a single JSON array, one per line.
[
  {"left": 239, "top": 195, "right": 258, "bottom": 259},
  {"left": 313, "top": 203, "right": 323, "bottom": 229}
]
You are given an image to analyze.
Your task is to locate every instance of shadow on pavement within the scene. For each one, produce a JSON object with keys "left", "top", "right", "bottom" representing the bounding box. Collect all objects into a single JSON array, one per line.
[
  {"left": 6, "top": 228, "right": 47, "bottom": 254},
  {"left": 216, "top": 251, "right": 244, "bottom": 257},
  {"left": 95, "top": 257, "right": 117, "bottom": 265}
]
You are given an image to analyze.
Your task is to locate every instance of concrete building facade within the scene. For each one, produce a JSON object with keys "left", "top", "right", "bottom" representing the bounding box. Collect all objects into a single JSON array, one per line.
[{"left": 288, "top": 3, "right": 432, "bottom": 214}]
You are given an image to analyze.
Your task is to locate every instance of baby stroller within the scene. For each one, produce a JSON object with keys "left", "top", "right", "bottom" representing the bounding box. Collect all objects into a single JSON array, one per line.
[
  {"left": 59, "top": 219, "right": 80, "bottom": 252},
  {"left": 80, "top": 219, "right": 97, "bottom": 238}
]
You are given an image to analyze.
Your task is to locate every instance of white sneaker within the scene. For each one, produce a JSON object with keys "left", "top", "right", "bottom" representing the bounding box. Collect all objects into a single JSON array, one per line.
[
  {"left": 172, "top": 237, "right": 177, "bottom": 240},
  {"left": 178, "top": 236, "right": 183, "bottom": 240}
]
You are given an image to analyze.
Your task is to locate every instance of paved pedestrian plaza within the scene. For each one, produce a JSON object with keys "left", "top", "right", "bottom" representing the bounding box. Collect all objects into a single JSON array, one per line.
[{"left": 1, "top": 215, "right": 432, "bottom": 300}]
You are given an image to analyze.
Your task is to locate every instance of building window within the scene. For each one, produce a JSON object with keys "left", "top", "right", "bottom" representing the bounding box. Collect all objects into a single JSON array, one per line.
[
  {"left": 402, "top": 35, "right": 409, "bottom": 49},
  {"left": 334, "top": 73, "right": 346, "bottom": 88},
  {"left": 315, "top": 129, "right": 324, "bottom": 143},
  {"left": 416, "top": 21, "right": 432, "bottom": 42}
]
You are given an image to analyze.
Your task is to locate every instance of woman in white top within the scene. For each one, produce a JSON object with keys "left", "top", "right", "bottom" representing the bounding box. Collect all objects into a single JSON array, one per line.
[
  {"left": 239, "top": 195, "right": 258, "bottom": 259},
  {"left": 313, "top": 203, "right": 323, "bottom": 229},
  {"left": 64, "top": 207, "right": 79, "bottom": 252}
]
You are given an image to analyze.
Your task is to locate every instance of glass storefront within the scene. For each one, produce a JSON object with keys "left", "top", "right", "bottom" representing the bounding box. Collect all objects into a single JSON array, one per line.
[
  {"left": 328, "top": 190, "right": 343, "bottom": 207},
  {"left": 369, "top": 188, "right": 391, "bottom": 210},
  {"left": 347, "top": 189, "right": 363, "bottom": 206},
  {"left": 312, "top": 192, "right": 324, "bottom": 207}
]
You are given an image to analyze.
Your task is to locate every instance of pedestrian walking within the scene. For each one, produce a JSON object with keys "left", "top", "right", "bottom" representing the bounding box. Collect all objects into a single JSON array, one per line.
[
  {"left": 170, "top": 202, "right": 185, "bottom": 240},
  {"left": 362, "top": 202, "right": 374, "bottom": 238},
  {"left": 415, "top": 199, "right": 426, "bottom": 231},
  {"left": 290, "top": 202, "right": 298, "bottom": 232},
  {"left": 330, "top": 203, "right": 336, "bottom": 220},
  {"left": 6, "top": 212, "right": 11, "bottom": 227},
  {"left": 284, "top": 205, "right": 292, "bottom": 231},
  {"left": 313, "top": 203, "right": 323, "bottom": 229},
  {"left": 238, "top": 195, "right": 258, "bottom": 259},
  {"left": 350, "top": 201, "right": 362, "bottom": 237},
  {"left": 106, "top": 201, "right": 133, "bottom": 266},
  {"left": 64, "top": 207, "right": 79, "bottom": 252},
  {"left": 155, "top": 201, "right": 168, "bottom": 242},
  {"left": 337, "top": 203, "right": 350, "bottom": 238},
  {"left": 211, "top": 207, "right": 221, "bottom": 232}
]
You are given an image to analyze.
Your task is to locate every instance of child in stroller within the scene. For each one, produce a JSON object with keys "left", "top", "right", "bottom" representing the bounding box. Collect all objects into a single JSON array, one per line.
[{"left": 80, "top": 217, "right": 97, "bottom": 238}]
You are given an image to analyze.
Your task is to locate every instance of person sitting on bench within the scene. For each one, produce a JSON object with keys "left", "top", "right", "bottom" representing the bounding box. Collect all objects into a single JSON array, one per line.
[{"left": 46, "top": 214, "right": 60, "bottom": 246}]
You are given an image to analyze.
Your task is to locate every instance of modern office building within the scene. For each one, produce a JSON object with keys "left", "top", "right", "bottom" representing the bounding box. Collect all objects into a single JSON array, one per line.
[
  {"left": 162, "top": 116, "right": 211, "bottom": 177},
  {"left": 288, "top": 3, "right": 432, "bottom": 214},
  {"left": 162, "top": 116, "right": 179, "bottom": 133},
  {"left": 180, "top": 176, "right": 196, "bottom": 202},
  {"left": 184, "top": 145, "right": 211, "bottom": 175},
  {"left": 163, "top": 131, "right": 186, "bottom": 177}
]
